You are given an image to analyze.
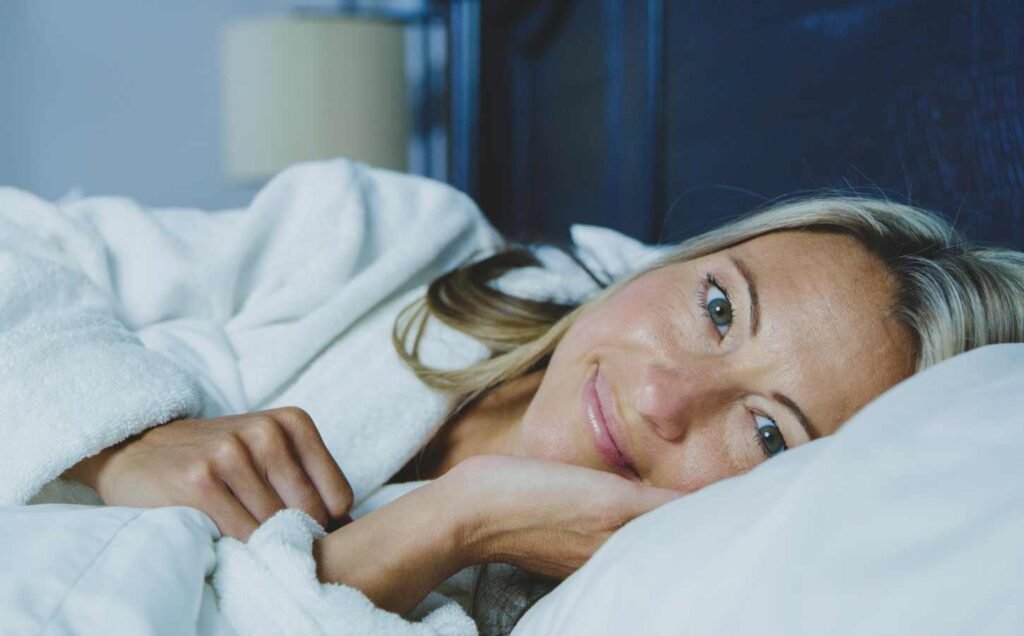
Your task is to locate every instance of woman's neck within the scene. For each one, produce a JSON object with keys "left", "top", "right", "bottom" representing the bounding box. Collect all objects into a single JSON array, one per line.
[{"left": 390, "top": 371, "right": 543, "bottom": 483}]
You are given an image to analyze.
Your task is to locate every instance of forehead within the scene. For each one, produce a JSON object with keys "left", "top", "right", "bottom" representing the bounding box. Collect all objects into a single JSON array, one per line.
[
  {"left": 729, "top": 231, "right": 892, "bottom": 303},
  {"left": 719, "top": 231, "right": 913, "bottom": 430}
]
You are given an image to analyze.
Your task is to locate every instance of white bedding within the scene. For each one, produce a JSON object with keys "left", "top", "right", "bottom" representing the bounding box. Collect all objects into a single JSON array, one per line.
[
  {"left": 0, "top": 159, "right": 502, "bottom": 634},
  {"left": 10, "top": 346, "right": 1021, "bottom": 636},
  {"left": 0, "top": 504, "right": 232, "bottom": 636},
  {"left": 0, "top": 157, "right": 660, "bottom": 635},
  {"left": 0, "top": 493, "right": 476, "bottom": 636},
  {"left": 8, "top": 156, "right": 1017, "bottom": 635}
]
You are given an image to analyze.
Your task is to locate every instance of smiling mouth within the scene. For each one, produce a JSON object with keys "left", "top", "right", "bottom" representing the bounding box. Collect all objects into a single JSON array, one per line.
[{"left": 583, "top": 368, "right": 638, "bottom": 477}]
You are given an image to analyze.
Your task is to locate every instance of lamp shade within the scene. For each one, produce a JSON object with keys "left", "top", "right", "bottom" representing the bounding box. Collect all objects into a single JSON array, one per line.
[{"left": 221, "top": 16, "right": 408, "bottom": 181}]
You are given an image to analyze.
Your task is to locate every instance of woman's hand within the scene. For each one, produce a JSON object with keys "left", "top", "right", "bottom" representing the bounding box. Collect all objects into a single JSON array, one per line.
[
  {"left": 63, "top": 407, "right": 353, "bottom": 540},
  {"left": 312, "top": 454, "right": 680, "bottom": 616},
  {"left": 444, "top": 454, "right": 682, "bottom": 579}
]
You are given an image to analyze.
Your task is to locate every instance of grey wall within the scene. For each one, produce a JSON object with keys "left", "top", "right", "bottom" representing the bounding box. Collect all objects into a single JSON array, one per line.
[{"left": 0, "top": 0, "right": 336, "bottom": 209}]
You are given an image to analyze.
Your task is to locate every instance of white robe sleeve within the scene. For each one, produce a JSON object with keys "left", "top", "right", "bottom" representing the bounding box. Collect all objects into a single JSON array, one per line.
[
  {"left": 0, "top": 187, "right": 203, "bottom": 504},
  {"left": 214, "top": 510, "right": 477, "bottom": 636}
]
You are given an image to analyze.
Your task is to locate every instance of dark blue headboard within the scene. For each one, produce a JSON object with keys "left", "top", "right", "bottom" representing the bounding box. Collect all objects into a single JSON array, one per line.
[{"left": 473, "top": 0, "right": 1024, "bottom": 249}]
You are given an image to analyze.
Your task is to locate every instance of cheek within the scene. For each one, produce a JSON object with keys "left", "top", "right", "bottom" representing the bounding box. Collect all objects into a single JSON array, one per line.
[
  {"left": 656, "top": 437, "right": 723, "bottom": 493},
  {"left": 518, "top": 378, "right": 582, "bottom": 463},
  {"left": 557, "top": 281, "right": 672, "bottom": 357},
  {"left": 652, "top": 422, "right": 754, "bottom": 492},
  {"left": 638, "top": 393, "right": 779, "bottom": 491}
]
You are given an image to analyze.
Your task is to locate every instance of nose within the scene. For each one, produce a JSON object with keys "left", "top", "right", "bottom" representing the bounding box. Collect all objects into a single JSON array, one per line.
[{"left": 632, "top": 362, "right": 732, "bottom": 441}]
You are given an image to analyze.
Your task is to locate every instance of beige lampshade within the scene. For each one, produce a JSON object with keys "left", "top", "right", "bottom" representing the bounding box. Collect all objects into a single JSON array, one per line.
[{"left": 221, "top": 16, "right": 408, "bottom": 181}]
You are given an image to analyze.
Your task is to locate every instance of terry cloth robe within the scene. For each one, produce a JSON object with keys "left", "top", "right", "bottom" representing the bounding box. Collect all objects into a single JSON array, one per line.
[{"left": 0, "top": 158, "right": 667, "bottom": 634}]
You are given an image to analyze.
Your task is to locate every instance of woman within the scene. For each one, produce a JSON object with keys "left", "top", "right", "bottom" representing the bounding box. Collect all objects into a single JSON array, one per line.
[{"left": 11, "top": 160, "right": 1024, "bottom": 633}]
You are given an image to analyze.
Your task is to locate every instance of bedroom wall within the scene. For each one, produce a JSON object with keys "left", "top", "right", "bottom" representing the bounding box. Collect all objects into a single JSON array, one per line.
[{"left": 0, "top": 0, "right": 339, "bottom": 210}]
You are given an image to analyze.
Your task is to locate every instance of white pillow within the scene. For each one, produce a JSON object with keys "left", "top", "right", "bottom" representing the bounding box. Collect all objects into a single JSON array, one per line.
[{"left": 514, "top": 343, "right": 1024, "bottom": 635}]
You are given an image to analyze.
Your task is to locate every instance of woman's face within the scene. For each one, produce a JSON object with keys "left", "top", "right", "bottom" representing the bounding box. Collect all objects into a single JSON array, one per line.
[{"left": 518, "top": 230, "right": 915, "bottom": 491}]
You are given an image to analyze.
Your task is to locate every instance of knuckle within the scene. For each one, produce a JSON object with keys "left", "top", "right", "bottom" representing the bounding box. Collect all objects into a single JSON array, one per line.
[
  {"left": 246, "top": 416, "right": 284, "bottom": 448},
  {"left": 211, "top": 436, "right": 246, "bottom": 466},
  {"left": 183, "top": 462, "right": 217, "bottom": 492},
  {"left": 272, "top": 407, "right": 318, "bottom": 442},
  {"left": 278, "top": 406, "right": 313, "bottom": 426},
  {"left": 285, "top": 412, "right": 324, "bottom": 446},
  {"left": 288, "top": 415, "right": 323, "bottom": 446}
]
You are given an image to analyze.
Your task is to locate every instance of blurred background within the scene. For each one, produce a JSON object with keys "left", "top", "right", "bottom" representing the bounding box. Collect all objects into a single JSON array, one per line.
[{"left": 0, "top": 0, "right": 1021, "bottom": 246}]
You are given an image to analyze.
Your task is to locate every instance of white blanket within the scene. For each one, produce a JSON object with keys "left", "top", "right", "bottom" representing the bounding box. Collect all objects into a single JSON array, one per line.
[{"left": 0, "top": 158, "right": 660, "bottom": 635}]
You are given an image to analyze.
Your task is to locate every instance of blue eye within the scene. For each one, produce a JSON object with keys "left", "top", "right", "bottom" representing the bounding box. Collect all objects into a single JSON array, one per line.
[
  {"left": 703, "top": 276, "right": 733, "bottom": 337},
  {"left": 754, "top": 413, "right": 787, "bottom": 458}
]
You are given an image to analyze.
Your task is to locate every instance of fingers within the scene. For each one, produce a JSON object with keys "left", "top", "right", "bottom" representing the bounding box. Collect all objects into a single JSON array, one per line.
[
  {"left": 274, "top": 408, "right": 354, "bottom": 520},
  {"left": 103, "top": 411, "right": 353, "bottom": 541},
  {"left": 245, "top": 416, "right": 332, "bottom": 528},
  {"left": 213, "top": 436, "right": 287, "bottom": 523},
  {"left": 270, "top": 444, "right": 331, "bottom": 527},
  {"left": 203, "top": 479, "right": 261, "bottom": 541}
]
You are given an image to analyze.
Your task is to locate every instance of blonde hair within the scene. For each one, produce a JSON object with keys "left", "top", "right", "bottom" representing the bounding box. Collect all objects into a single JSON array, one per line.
[{"left": 395, "top": 195, "right": 1024, "bottom": 412}]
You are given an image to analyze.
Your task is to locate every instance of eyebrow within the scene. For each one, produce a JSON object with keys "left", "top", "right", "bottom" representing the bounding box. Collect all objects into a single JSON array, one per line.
[
  {"left": 729, "top": 255, "right": 820, "bottom": 441},
  {"left": 729, "top": 256, "right": 760, "bottom": 337},
  {"left": 773, "top": 392, "right": 822, "bottom": 440}
]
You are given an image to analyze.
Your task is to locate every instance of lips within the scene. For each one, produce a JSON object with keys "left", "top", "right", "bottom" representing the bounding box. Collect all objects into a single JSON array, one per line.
[
  {"left": 596, "top": 370, "right": 637, "bottom": 466},
  {"left": 583, "top": 367, "right": 638, "bottom": 477}
]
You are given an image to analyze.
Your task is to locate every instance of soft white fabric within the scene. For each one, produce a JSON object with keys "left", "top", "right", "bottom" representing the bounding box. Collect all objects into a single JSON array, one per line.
[
  {"left": 0, "top": 504, "right": 233, "bottom": 636},
  {"left": 0, "top": 484, "right": 492, "bottom": 636},
  {"left": 513, "top": 343, "right": 1024, "bottom": 635},
  {"left": 1, "top": 158, "right": 505, "bottom": 511},
  {"left": 0, "top": 158, "right": 658, "bottom": 635},
  {"left": 215, "top": 509, "right": 476, "bottom": 636},
  {"left": 7, "top": 158, "right": 1020, "bottom": 635},
  {"left": 0, "top": 185, "right": 204, "bottom": 504},
  {"left": 491, "top": 225, "right": 670, "bottom": 304},
  {"left": 0, "top": 497, "right": 503, "bottom": 636},
  {"left": 0, "top": 159, "right": 505, "bottom": 634}
]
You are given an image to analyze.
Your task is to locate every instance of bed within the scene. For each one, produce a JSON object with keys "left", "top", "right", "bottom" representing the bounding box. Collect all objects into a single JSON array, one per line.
[
  {"left": 1, "top": 160, "right": 1021, "bottom": 636},
  {"left": 1, "top": 1, "right": 1022, "bottom": 634}
]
